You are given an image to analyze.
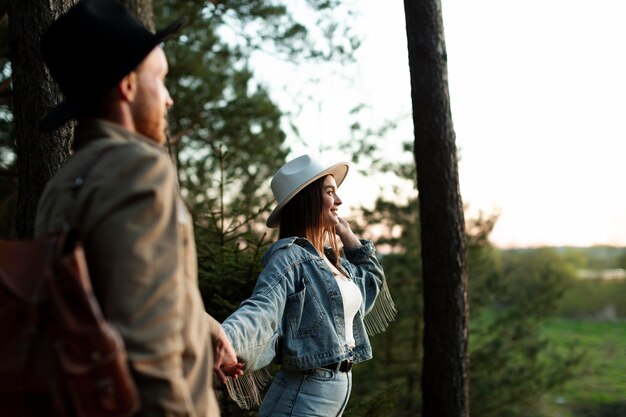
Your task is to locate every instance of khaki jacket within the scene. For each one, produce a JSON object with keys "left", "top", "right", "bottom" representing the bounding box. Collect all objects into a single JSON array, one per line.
[{"left": 35, "top": 119, "right": 221, "bottom": 417}]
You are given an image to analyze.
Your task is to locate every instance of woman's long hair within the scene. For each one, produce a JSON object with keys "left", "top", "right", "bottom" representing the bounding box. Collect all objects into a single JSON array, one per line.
[{"left": 279, "top": 175, "right": 342, "bottom": 268}]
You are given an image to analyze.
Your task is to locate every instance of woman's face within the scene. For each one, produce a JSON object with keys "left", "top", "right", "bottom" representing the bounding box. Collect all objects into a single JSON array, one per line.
[{"left": 321, "top": 175, "right": 342, "bottom": 227}]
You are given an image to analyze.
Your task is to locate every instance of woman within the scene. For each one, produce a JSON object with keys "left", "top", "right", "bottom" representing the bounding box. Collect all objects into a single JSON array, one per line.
[{"left": 222, "top": 154, "right": 396, "bottom": 416}]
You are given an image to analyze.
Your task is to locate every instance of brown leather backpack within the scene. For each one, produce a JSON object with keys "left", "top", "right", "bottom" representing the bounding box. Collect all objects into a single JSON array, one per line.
[{"left": 0, "top": 230, "right": 140, "bottom": 417}]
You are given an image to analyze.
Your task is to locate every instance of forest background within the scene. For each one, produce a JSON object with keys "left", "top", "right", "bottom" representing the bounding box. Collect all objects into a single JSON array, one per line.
[{"left": 1, "top": 1, "right": 625, "bottom": 417}]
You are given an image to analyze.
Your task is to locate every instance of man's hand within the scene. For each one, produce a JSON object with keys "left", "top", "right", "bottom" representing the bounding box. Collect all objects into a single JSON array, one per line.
[{"left": 212, "top": 326, "right": 244, "bottom": 384}]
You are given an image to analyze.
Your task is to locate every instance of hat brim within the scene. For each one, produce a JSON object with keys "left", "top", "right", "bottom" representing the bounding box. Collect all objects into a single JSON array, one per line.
[
  {"left": 266, "top": 161, "right": 349, "bottom": 228},
  {"left": 39, "top": 17, "right": 188, "bottom": 131}
]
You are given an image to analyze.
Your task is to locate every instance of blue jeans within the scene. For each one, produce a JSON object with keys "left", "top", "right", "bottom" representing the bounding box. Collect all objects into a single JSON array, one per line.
[{"left": 259, "top": 368, "right": 352, "bottom": 417}]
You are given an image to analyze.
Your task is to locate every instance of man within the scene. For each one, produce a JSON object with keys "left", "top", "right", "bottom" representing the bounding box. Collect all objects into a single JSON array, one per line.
[{"left": 35, "top": 1, "right": 242, "bottom": 415}]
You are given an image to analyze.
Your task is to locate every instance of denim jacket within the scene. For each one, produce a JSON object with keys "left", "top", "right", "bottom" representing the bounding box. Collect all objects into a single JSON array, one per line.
[{"left": 223, "top": 237, "right": 396, "bottom": 408}]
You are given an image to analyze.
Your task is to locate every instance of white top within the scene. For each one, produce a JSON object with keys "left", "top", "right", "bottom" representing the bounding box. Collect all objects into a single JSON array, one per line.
[{"left": 335, "top": 275, "right": 363, "bottom": 348}]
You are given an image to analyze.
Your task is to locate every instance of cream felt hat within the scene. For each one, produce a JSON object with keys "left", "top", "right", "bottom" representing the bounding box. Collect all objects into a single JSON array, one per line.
[{"left": 266, "top": 154, "right": 349, "bottom": 228}]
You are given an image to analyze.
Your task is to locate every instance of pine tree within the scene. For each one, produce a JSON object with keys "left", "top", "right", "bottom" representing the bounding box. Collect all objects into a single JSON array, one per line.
[
  {"left": 403, "top": 1, "right": 469, "bottom": 415},
  {"left": 8, "top": 0, "right": 74, "bottom": 238}
]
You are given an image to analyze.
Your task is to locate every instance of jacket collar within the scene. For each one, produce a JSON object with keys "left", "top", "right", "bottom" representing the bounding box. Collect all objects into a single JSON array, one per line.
[
  {"left": 73, "top": 118, "right": 164, "bottom": 151},
  {"left": 262, "top": 237, "right": 322, "bottom": 266}
]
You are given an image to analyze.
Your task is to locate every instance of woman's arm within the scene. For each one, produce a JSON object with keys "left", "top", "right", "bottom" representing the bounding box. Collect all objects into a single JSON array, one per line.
[{"left": 221, "top": 256, "right": 292, "bottom": 372}]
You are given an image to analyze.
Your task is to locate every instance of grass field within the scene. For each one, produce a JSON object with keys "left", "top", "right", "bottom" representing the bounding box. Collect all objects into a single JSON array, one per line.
[{"left": 540, "top": 319, "right": 626, "bottom": 417}]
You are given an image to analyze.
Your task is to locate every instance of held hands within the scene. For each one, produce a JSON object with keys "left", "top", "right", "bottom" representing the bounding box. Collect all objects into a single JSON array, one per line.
[
  {"left": 212, "top": 326, "right": 244, "bottom": 384},
  {"left": 335, "top": 217, "right": 362, "bottom": 249}
]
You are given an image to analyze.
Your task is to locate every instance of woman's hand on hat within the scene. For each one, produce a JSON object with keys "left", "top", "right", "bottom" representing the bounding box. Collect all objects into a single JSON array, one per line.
[{"left": 336, "top": 217, "right": 362, "bottom": 249}]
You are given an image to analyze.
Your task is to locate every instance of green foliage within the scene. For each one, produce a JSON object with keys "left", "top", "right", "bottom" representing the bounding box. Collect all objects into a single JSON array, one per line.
[
  {"left": 497, "top": 249, "right": 576, "bottom": 317},
  {"left": 541, "top": 319, "right": 626, "bottom": 417},
  {"left": 466, "top": 212, "right": 502, "bottom": 307},
  {"left": 502, "top": 246, "right": 626, "bottom": 320},
  {"left": 155, "top": 2, "right": 288, "bottom": 223},
  {"left": 619, "top": 249, "right": 626, "bottom": 269},
  {"left": 557, "top": 246, "right": 626, "bottom": 270},
  {"left": 343, "top": 174, "right": 583, "bottom": 417},
  {"left": 557, "top": 279, "right": 626, "bottom": 320},
  {"left": 469, "top": 248, "right": 584, "bottom": 417},
  {"left": 153, "top": 0, "right": 362, "bottom": 222},
  {"left": 470, "top": 308, "right": 583, "bottom": 417},
  {"left": 192, "top": 149, "right": 273, "bottom": 322},
  {"left": 204, "top": 0, "right": 359, "bottom": 63}
]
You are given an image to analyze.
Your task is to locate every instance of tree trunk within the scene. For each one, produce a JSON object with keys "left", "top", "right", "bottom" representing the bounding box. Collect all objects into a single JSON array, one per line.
[
  {"left": 120, "top": 0, "right": 154, "bottom": 31},
  {"left": 8, "top": 0, "right": 75, "bottom": 238},
  {"left": 9, "top": 0, "right": 154, "bottom": 239},
  {"left": 403, "top": 1, "right": 470, "bottom": 417}
]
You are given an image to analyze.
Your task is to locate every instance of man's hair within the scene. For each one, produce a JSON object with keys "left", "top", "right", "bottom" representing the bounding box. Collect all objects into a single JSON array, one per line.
[{"left": 279, "top": 175, "right": 342, "bottom": 269}]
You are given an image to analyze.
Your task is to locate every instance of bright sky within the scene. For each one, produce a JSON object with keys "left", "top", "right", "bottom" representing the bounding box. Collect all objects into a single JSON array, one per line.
[
  {"left": 443, "top": 0, "right": 626, "bottom": 248},
  {"left": 252, "top": 1, "right": 626, "bottom": 248}
]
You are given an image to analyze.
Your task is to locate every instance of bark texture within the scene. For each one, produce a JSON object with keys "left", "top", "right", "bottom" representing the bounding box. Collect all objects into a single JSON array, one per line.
[
  {"left": 403, "top": 0, "right": 470, "bottom": 416},
  {"left": 120, "top": 0, "right": 154, "bottom": 31},
  {"left": 9, "top": 0, "right": 75, "bottom": 238}
]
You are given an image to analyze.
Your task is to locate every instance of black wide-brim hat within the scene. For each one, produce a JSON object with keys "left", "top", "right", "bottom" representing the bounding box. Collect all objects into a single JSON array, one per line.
[{"left": 40, "top": 0, "right": 186, "bottom": 131}]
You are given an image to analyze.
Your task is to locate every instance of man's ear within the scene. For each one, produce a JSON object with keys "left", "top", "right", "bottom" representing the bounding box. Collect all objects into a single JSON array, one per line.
[{"left": 117, "top": 71, "right": 138, "bottom": 102}]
